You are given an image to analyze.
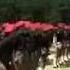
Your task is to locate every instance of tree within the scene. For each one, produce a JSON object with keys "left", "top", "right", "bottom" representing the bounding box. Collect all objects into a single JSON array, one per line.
[{"left": 0, "top": 0, "right": 70, "bottom": 23}]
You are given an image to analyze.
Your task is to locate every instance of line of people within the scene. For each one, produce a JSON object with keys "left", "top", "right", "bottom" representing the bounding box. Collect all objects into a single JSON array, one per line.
[
  {"left": 47, "top": 31, "right": 70, "bottom": 68},
  {"left": 0, "top": 30, "right": 70, "bottom": 70}
]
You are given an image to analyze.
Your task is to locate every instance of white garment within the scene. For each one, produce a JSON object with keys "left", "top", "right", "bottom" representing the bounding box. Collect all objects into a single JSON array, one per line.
[{"left": 53, "top": 34, "right": 57, "bottom": 43}]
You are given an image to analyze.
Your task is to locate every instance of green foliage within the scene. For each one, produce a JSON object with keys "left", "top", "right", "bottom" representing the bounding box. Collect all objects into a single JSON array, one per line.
[{"left": 0, "top": 0, "right": 69, "bottom": 23}]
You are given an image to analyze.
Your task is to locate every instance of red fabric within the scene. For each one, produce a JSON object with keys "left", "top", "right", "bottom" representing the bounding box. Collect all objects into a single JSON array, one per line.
[
  {"left": 57, "top": 23, "right": 66, "bottom": 28},
  {"left": 58, "top": 23, "right": 70, "bottom": 30},
  {"left": 0, "top": 26, "right": 2, "bottom": 32},
  {"left": 15, "top": 21, "right": 25, "bottom": 28},
  {"left": 53, "top": 26, "right": 59, "bottom": 30},
  {"left": 1, "top": 21, "right": 70, "bottom": 33},
  {"left": 23, "top": 20, "right": 31, "bottom": 25},
  {"left": 28, "top": 23, "right": 36, "bottom": 31},
  {"left": 40, "top": 24, "right": 54, "bottom": 31},
  {"left": 64, "top": 25, "right": 70, "bottom": 30},
  {"left": 3, "top": 23, "right": 15, "bottom": 33},
  {"left": 34, "top": 22, "right": 41, "bottom": 29},
  {"left": 24, "top": 21, "right": 31, "bottom": 29},
  {"left": 30, "top": 22, "right": 41, "bottom": 31}
]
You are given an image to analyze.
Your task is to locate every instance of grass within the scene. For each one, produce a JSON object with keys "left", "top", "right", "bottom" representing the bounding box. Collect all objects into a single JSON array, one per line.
[
  {"left": 44, "top": 65, "right": 70, "bottom": 70},
  {"left": 40, "top": 59, "right": 70, "bottom": 70}
]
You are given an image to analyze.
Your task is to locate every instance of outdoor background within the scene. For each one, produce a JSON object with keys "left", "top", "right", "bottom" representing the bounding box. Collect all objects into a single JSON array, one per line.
[
  {"left": 0, "top": 0, "right": 70, "bottom": 70},
  {"left": 0, "top": 0, "right": 70, "bottom": 23}
]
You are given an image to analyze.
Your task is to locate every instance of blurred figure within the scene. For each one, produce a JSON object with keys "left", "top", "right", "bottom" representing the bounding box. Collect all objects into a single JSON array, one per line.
[
  {"left": 0, "top": 61, "right": 7, "bottom": 70},
  {"left": 47, "top": 33, "right": 62, "bottom": 68}
]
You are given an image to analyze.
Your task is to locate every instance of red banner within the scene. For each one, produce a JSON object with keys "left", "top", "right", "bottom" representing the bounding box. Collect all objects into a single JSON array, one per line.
[{"left": 0, "top": 21, "right": 70, "bottom": 35}]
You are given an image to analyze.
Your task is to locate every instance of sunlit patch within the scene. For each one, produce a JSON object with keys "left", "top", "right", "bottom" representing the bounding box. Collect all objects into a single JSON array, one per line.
[
  {"left": 64, "top": 56, "right": 69, "bottom": 61},
  {"left": 0, "top": 62, "right": 7, "bottom": 70},
  {"left": 36, "top": 66, "right": 43, "bottom": 70},
  {"left": 68, "top": 53, "right": 70, "bottom": 59},
  {"left": 13, "top": 50, "right": 24, "bottom": 64},
  {"left": 9, "top": 61, "right": 12, "bottom": 65},
  {"left": 47, "top": 54, "right": 55, "bottom": 60}
]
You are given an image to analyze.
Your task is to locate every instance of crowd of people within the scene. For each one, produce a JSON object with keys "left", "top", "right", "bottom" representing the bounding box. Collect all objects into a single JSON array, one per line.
[{"left": 0, "top": 29, "right": 69, "bottom": 70}]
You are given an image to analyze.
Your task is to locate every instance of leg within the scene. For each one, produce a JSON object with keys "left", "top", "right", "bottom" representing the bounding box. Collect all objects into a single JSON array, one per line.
[
  {"left": 53, "top": 56, "right": 57, "bottom": 68},
  {"left": 64, "top": 48, "right": 69, "bottom": 61}
]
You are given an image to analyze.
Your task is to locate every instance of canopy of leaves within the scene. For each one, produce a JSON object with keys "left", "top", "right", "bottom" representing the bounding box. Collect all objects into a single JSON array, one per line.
[{"left": 0, "top": 0, "right": 69, "bottom": 23}]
